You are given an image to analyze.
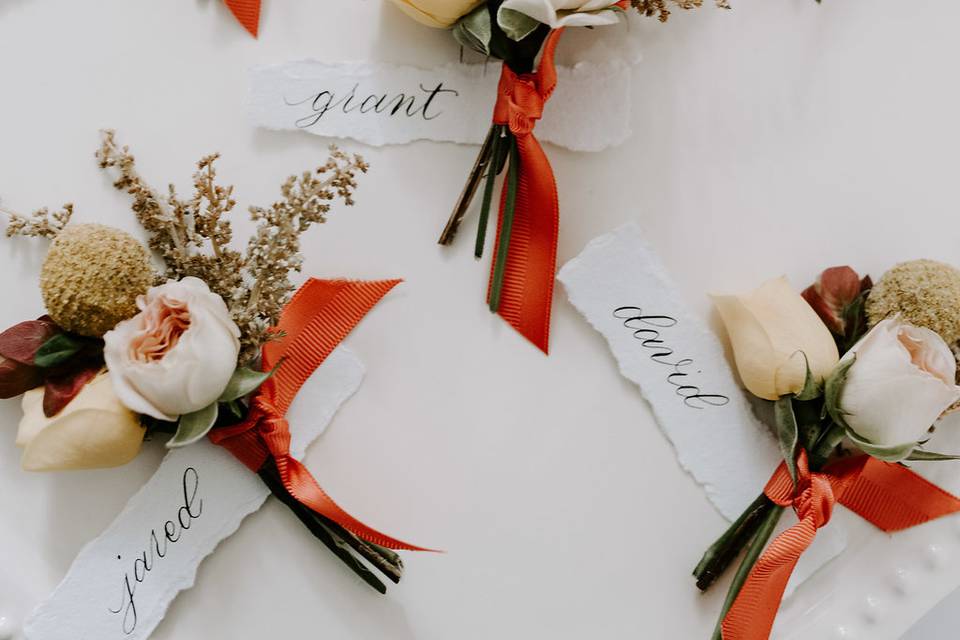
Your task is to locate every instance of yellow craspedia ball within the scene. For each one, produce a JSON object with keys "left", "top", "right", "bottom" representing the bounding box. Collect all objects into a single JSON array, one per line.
[
  {"left": 40, "top": 224, "right": 155, "bottom": 337},
  {"left": 866, "top": 259, "right": 960, "bottom": 343}
]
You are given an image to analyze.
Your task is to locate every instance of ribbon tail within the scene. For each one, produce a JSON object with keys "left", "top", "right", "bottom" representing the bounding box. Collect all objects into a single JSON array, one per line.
[
  {"left": 487, "top": 133, "right": 558, "bottom": 354},
  {"left": 721, "top": 519, "right": 817, "bottom": 640},
  {"left": 224, "top": 0, "right": 261, "bottom": 37},
  {"left": 275, "top": 453, "right": 432, "bottom": 551},
  {"left": 837, "top": 456, "right": 960, "bottom": 531}
]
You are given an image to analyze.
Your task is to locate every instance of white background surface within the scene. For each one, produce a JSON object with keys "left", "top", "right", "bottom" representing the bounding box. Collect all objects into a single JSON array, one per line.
[{"left": 1, "top": 1, "right": 960, "bottom": 638}]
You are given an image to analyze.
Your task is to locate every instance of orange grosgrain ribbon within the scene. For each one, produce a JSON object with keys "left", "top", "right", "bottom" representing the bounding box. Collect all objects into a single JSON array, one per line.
[
  {"left": 488, "top": 29, "right": 565, "bottom": 354},
  {"left": 721, "top": 450, "right": 960, "bottom": 640},
  {"left": 209, "top": 278, "right": 428, "bottom": 551},
  {"left": 224, "top": 0, "right": 260, "bottom": 37}
]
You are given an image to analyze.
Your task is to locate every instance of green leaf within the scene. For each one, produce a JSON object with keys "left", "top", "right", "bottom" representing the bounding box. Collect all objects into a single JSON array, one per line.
[
  {"left": 824, "top": 356, "right": 855, "bottom": 429},
  {"left": 33, "top": 333, "right": 85, "bottom": 368},
  {"left": 453, "top": 4, "right": 493, "bottom": 56},
  {"left": 167, "top": 403, "right": 220, "bottom": 448},
  {"left": 774, "top": 396, "right": 799, "bottom": 485},
  {"left": 905, "top": 449, "right": 960, "bottom": 462},
  {"left": 497, "top": 8, "right": 541, "bottom": 42},
  {"left": 475, "top": 126, "right": 506, "bottom": 260},
  {"left": 793, "top": 352, "right": 822, "bottom": 401},
  {"left": 218, "top": 364, "right": 280, "bottom": 403},
  {"left": 488, "top": 136, "right": 520, "bottom": 313},
  {"left": 846, "top": 428, "right": 916, "bottom": 462}
]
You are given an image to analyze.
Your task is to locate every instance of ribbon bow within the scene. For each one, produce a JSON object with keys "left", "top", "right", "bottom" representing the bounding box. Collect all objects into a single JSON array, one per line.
[
  {"left": 224, "top": 0, "right": 261, "bottom": 38},
  {"left": 210, "top": 278, "right": 426, "bottom": 551},
  {"left": 485, "top": 29, "right": 565, "bottom": 354},
  {"left": 721, "top": 450, "right": 960, "bottom": 640}
]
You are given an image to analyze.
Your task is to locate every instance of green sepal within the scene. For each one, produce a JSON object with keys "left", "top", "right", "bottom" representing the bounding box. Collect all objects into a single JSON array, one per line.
[
  {"left": 774, "top": 396, "right": 800, "bottom": 485},
  {"left": 905, "top": 449, "right": 960, "bottom": 462},
  {"left": 497, "top": 8, "right": 541, "bottom": 42},
  {"left": 453, "top": 5, "right": 493, "bottom": 56},
  {"left": 33, "top": 333, "right": 85, "bottom": 368},
  {"left": 488, "top": 136, "right": 520, "bottom": 313},
  {"left": 846, "top": 428, "right": 916, "bottom": 463},
  {"left": 793, "top": 352, "right": 822, "bottom": 401},
  {"left": 218, "top": 363, "right": 280, "bottom": 403},
  {"left": 824, "top": 356, "right": 855, "bottom": 430},
  {"left": 167, "top": 403, "right": 220, "bottom": 448}
]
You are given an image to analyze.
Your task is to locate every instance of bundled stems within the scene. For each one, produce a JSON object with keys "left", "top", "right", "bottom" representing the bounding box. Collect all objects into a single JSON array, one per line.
[
  {"left": 488, "top": 136, "right": 520, "bottom": 312},
  {"left": 710, "top": 503, "right": 785, "bottom": 640},
  {"left": 693, "top": 494, "right": 776, "bottom": 591},
  {"left": 258, "top": 460, "right": 403, "bottom": 593}
]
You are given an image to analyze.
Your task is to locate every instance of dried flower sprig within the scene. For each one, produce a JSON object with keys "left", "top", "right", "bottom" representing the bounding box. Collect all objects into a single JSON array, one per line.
[
  {"left": 631, "top": 0, "right": 730, "bottom": 22},
  {"left": 3, "top": 203, "right": 74, "bottom": 239},
  {"left": 95, "top": 130, "right": 369, "bottom": 362}
]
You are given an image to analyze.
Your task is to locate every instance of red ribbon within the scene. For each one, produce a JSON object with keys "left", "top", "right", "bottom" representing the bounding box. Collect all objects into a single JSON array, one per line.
[
  {"left": 210, "top": 278, "right": 427, "bottom": 550},
  {"left": 488, "top": 29, "right": 565, "bottom": 354},
  {"left": 224, "top": 0, "right": 260, "bottom": 37},
  {"left": 721, "top": 450, "right": 960, "bottom": 640}
]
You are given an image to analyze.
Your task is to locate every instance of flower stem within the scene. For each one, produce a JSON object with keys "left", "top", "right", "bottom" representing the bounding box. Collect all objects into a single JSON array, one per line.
[
  {"left": 439, "top": 124, "right": 496, "bottom": 246},
  {"left": 474, "top": 126, "right": 507, "bottom": 259},
  {"left": 710, "top": 503, "right": 784, "bottom": 640},
  {"left": 693, "top": 494, "right": 774, "bottom": 591},
  {"left": 488, "top": 136, "right": 520, "bottom": 313}
]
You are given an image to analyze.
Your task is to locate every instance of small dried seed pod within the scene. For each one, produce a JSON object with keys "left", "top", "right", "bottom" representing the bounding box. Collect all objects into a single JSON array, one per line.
[
  {"left": 866, "top": 259, "right": 960, "bottom": 344},
  {"left": 40, "top": 224, "right": 154, "bottom": 337}
]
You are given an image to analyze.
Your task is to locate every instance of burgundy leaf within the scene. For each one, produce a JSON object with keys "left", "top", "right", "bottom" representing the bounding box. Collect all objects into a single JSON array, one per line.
[
  {"left": 0, "top": 318, "right": 61, "bottom": 365},
  {"left": 43, "top": 366, "right": 100, "bottom": 417},
  {"left": 0, "top": 356, "right": 43, "bottom": 399}
]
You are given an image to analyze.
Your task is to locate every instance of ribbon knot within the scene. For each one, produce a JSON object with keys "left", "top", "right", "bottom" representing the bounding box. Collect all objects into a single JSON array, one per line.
[
  {"left": 722, "top": 450, "right": 960, "bottom": 640},
  {"left": 209, "top": 279, "right": 428, "bottom": 551},
  {"left": 494, "top": 71, "right": 546, "bottom": 136}
]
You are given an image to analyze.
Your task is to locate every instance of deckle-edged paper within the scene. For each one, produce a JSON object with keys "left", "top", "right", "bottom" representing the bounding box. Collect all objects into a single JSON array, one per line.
[
  {"left": 248, "top": 60, "right": 631, "bottom": 151},
  {"left": 24, "top": 347, "right": 364, "bottom": 640},
  {"left": 557, "top": 223, "right": 845, "bottom": 593}
]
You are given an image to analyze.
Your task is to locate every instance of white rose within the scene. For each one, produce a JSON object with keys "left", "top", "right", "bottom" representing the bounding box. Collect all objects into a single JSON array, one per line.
[
  {"left": 17, "top": 374, "right": 144, "bottom": 471},
  {"left": 838, "top": 317, "right": 960, "bottom": 449},
  {"left": 499, "top": 0, "right": 622, "bottom": 29},
  {"left": 103, "top": 277, "right": 241, "bottom": 421}
]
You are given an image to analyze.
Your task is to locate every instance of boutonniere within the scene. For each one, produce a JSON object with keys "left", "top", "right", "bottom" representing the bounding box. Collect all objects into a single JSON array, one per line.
[
  {"left": 1, "top": 131, "right": 429, "bottom": 594},
  {"left": 699, "top": 262, "right": 960, "bottom": 640},
  {"left": 387, "top": 0, "right": 728, "bottom": 353}
]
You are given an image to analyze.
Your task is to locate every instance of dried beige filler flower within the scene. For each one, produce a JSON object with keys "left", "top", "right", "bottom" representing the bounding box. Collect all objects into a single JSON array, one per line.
[
  {"left": 3, "top": 203, "right": 74, "bottom": 238},
  {"left": 866, "top": 259, "right": 960, "bottom": 344},
  {"left": 631, "top": 0, "right": 730, "bottom": 22},
  {"left": 40, "top": 223, "right": 155, "bottom": 336},
  {"left": 95, "top": 130, "right": 368, "bottom": 362}
]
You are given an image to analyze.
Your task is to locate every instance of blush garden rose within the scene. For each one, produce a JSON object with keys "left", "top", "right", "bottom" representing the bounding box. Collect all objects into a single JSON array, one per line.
[
  {"left": 836, "top": 317, "right": 960, "bottom": 451},
  {"left": 104, "top": 277, "right": 241, "bottom": 421}
]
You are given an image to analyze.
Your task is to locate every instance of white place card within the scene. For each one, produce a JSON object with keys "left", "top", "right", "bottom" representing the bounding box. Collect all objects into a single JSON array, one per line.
[
  {"left": 23, "top": 347, "right": 364, "bottom": 640},
  {"left": 248, "top": 60, "right": 632, "bottom": 151}
]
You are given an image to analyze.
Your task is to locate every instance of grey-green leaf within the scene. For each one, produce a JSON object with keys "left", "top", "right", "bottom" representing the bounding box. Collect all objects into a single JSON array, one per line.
[
  {"left": 905, "top": 449, "right": 960, "bottom": 462},
  {"left": 33, "top": 333, "right": 84, "bottom": 368},
  {"left": 167, "top": 403, "right": 219, "bottom": 448},
  {"left": 793, "top": 352, "right": 822, "bottom": 401},
  {"left": 846, "top": 428, "right": 916, "bottom": 463},
  {"left": 453, "top": 5, "right": 493, "bottom": 56},
  {"left": 824, "top": 356, "right": 855, "bottom": 429},
  {"left": 775, "top": 396, "right": 799, "bottom": 485},
  {"left": 497, "top": 8, "right": 542, "bottom": 42},
  {"left": 218, "top": 366, "right": 277, "bottom": 403}
]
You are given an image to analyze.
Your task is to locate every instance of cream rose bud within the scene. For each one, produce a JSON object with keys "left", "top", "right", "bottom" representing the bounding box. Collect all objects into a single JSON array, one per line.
[
  {"left": 17, "top": 374, "right": 144, "bottom": 471},
  {"left": 499, "top": 0, "right": 622, "bottom": 29},
  {"left": 713, "top": 276, "right": 840, "bottom": 400},
  {"left": 387, "top": 0, "right": 485, "bottom": 28},
  {"left": 104, "top": 277, "right": 241, "bottom": 421},
  {"left": 839, "top": 318, "right": 960, "bottom": 448}
]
